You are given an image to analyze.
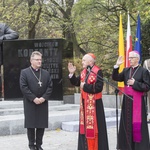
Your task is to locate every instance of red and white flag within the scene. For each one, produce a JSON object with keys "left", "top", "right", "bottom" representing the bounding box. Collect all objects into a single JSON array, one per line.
[{"left": 126, "top": 12, "right": 132, "bottom": 67}]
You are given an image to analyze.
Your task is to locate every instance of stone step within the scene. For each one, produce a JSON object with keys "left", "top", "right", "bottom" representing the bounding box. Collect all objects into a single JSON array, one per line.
[
  {"left": 0, "top": 109, "right": 79, "bottom": 136},
  {"left": 61, "top": 116, "right": 120, "bottom": 132},
  {"left": 0, "top": 108, "right": 23, "bottom": 116},
  {"left": 0, "top": 100, "right": 121, "bottom": 136},
  {"left": 0, "top": 100, "right": 63, "bottom": 109},
  {"left": 62, "top": 121, "right": 79, "bottom": 132},
  {"left": 0, "top": 104, "right": 119, "bottom": 117},
  {"left": 50, "top": 104, "right": 80, "bottom": 111},
  {"left": 0, "top": 106, "right": 120, "bottom": 136},
  {"left": 0, "top": 103, "right": 80, "bottom": 116}
]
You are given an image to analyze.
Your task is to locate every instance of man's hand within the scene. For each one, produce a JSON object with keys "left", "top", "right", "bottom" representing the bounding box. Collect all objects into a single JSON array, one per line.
[
  {"left": 33, "top": 97, "right": 45, "bottom": 104},
  {"left": 68, "top": 62, "right": 76, "bottom": 74},
  {"left": 39, "top": 97, "right": 45, "bottom": 103},
  {"left": 33, "top": 98, "right": 41, "bottom": 104},
  {"left": 127, "top": 78, "right": 135, "bottom": 86},
  {"left": 116, "top": 56, "right": 124, "bottom": 66},
  {"left": 80, "top": 82, "right": 85, "bottom": 89}
]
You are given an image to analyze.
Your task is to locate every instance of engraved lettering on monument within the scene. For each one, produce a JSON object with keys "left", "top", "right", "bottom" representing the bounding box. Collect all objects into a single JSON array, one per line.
[{"left": 3, "top": 39, "right": 63, "bottom": 100}]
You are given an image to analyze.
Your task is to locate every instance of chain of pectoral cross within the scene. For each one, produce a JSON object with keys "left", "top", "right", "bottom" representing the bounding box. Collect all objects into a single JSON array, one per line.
[{"left": 30, "top": 67, "right": 42, "bottom": 87}]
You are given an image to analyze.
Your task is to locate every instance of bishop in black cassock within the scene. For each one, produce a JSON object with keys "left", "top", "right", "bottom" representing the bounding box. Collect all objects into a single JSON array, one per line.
[{"left": 112, "top": 51, "right": 150, "bottom": 150}]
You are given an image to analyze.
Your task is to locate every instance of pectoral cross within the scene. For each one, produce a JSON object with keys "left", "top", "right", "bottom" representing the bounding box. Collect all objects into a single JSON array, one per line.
[{"left": 38, "top": 81, "right": 42, "bottom": 87}]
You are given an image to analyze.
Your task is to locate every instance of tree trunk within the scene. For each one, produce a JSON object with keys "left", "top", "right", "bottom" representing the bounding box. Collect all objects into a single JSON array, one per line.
[
  {"left": 28, "top": 0, "right": 36, "bottom": 39},
  {"left": 62, "top": 0, "right": 84, "bottom": 58},
  {"left": 27, "top": 0, "right": 42, "bottom": 39}
]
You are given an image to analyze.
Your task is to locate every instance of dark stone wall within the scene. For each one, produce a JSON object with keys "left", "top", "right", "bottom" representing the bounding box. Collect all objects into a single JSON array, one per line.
[{"left": 2, "top": 39, "right": 73, "bottom": 100}]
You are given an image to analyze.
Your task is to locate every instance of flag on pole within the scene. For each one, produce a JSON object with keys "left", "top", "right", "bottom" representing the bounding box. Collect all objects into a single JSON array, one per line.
[
  {"left": 134, "top": 14, "right": 141, "bottom": 63},
  {"left": 126, "top": 12, "right": 132, "bottom": 67},
  {"left": 118, "top": 13, "right": 125, "bottom": 94}
]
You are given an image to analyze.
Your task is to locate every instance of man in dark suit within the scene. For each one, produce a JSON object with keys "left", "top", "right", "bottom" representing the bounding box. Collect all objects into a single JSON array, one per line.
[
  {"left": 20, "top": 51, "right": 53, "bottom": 150},
  {"left": 0, "top": 23, "right": 19, "bottom": 100}
]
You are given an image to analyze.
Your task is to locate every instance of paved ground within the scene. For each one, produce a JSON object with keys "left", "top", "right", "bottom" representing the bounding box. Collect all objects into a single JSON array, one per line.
[
  {"left": 0, "top": 125, "right": 150, "bottom": 150},
  {"left": 0, "top": 127, "right": 117, "bottom": 150}
]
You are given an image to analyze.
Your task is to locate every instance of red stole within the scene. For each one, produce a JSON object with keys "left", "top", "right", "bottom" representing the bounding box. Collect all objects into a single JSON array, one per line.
[
  {"left": 80, "top": 65, "right": 102, "bottom": 139},
  {"left": 125, "top": 86, "right": 144, "bottom": 142}
]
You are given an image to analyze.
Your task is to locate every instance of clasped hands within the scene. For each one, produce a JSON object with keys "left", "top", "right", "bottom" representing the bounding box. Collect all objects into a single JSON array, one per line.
[
  {"left": 127, "top": 78, "right": 135, "bottom": 86},
  {"left": 33, "top": 97, "right": 45, "bottom": 104}
]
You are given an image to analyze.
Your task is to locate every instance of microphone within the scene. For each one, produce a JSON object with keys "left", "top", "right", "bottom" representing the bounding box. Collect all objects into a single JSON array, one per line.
[
  {"left": 84, "top": 65, "right": 92, "bottom": 82},
  {"left": 86, "top": 65, "right": 92, "bottom": 72}
]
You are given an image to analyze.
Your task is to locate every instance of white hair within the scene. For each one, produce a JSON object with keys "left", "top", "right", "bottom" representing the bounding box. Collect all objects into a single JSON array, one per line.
[
  {"left": 30, "top": 51, "right": 42, "bottom": 60},
  {"left": 129, "top": 51, "right": 140, "bottom": 59},
  {"left": 85, "top": 54, "right": 96, "bottom": 63}
]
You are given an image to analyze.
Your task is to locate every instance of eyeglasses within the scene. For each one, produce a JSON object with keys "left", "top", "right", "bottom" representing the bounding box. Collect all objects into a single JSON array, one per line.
[
  {"left": 33, "top": 59, "right": 42, "bottom": 61},
  {"left": 128, "top": 57, "right": 137, "bottom": 60}
]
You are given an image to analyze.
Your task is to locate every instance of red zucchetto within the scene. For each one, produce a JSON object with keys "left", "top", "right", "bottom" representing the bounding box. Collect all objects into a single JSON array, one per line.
[{"left": 88, "top": 53, "right": 96, "bottom": 59}]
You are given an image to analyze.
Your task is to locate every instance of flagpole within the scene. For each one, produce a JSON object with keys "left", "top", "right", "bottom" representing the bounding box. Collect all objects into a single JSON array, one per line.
[
  {"left": 115, "top": 88, "right": 119, "bottom": 150},
  {"left": 116, "top": 11, "right": 125, "bottom": 150}
]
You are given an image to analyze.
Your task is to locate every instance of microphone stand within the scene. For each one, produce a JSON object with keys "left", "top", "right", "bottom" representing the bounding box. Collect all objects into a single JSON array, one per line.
[
  {"left": 145, "top": 92, "right": 150, "bottom": 124},
  {"left": 114, "top": 88, "right": 119, "bottom": 150},
  {"left": 89, "top": 69, "right": 132, "bottom": 150}
]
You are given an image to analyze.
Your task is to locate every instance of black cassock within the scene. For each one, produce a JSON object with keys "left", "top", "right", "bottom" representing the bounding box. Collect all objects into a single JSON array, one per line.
[
  {"left": 112, "top": 65, "right": 150, "bottom": 150},
  {"left": 69, "top": 69, "right": 109, "bottom": 150},
  {"left": 20, "top": 67, "right": 53, "bottom": 128}
]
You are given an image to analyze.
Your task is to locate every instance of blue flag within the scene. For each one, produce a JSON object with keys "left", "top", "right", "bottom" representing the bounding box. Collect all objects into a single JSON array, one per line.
[{"left": 134, "top": 14, "right": 141, "bottom": 63}]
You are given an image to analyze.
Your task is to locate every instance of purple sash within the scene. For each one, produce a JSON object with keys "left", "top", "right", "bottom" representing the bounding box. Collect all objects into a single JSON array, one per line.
[{"left": 125, "top": 86, "right": 143, "bottom": 142}]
